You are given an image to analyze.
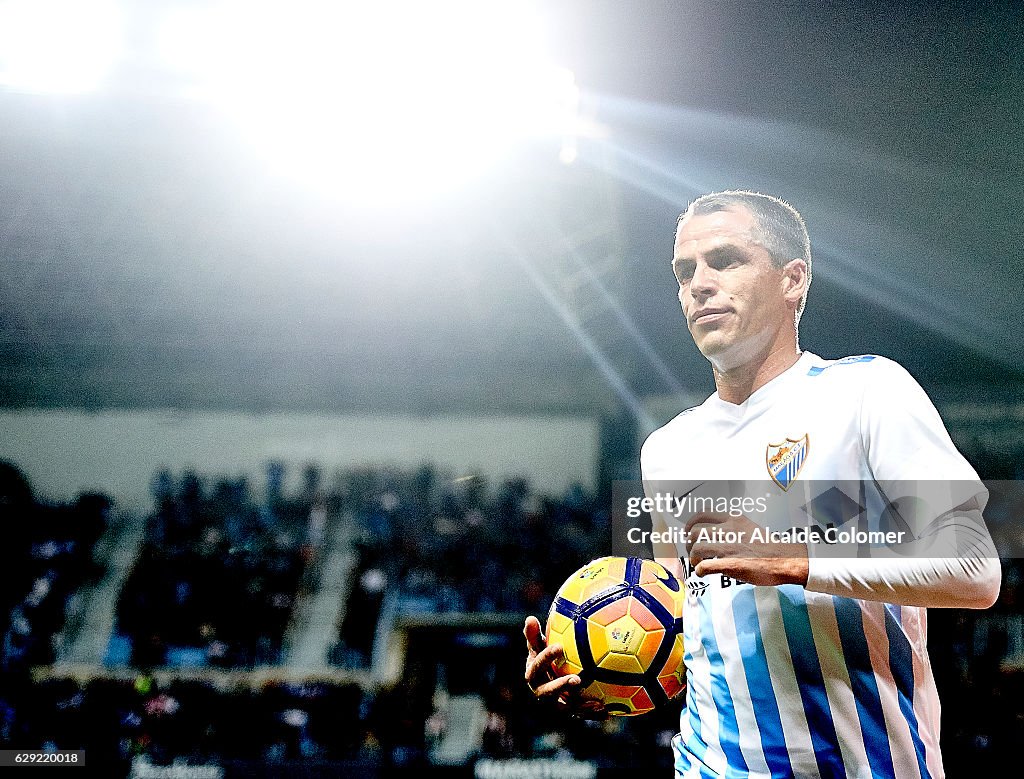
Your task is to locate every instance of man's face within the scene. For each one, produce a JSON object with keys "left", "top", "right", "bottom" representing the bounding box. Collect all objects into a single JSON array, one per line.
[{"left": 672, "top": 206, "right": 792, "bottom": 367}]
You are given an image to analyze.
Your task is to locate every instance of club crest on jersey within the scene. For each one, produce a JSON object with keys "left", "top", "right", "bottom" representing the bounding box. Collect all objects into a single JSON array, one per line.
[{"left": 766, "top": 434, "right": 809, "bottom": 490}]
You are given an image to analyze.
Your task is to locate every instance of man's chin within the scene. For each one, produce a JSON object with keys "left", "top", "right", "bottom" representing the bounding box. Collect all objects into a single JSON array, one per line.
[
  {"left": 694, "top": 336, "right": 729, "bottom": 361},
  {"left": 696, "top": 334, "right": 763, "bottom": 372}
]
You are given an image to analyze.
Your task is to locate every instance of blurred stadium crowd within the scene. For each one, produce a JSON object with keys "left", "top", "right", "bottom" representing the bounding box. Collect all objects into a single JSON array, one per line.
[{"left": 1, "top": 456, "right": 1022, "bottom": 776}]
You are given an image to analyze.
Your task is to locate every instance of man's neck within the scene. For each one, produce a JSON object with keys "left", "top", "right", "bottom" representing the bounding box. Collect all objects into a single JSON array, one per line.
[{"left": 712, "top": 344, "right": 803, "bottom": 405}]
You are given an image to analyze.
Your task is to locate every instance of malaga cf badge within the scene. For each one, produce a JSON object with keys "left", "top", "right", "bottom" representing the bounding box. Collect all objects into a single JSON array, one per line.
[{"left": 766, "top": 435, "right": 809, "bottom": 490}]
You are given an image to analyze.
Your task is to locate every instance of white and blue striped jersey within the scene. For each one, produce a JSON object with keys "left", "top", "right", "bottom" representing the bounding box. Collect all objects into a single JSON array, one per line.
[{"left": 640, "top": 351, "right": 984, "bottom": 779}]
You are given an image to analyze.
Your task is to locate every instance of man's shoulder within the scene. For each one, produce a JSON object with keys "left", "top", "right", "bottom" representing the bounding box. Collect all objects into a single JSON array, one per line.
[
  {"left": 802, "top": 353, "right": 942, "bottom": 432},
  {"left": 803, "top": 352, "right": 915, "bottom": 391},
  {"left": 804, "top": 352, "right": 893, "bottom": 378},
  {"left": 640, "top": 401, "right": 712, "bottom": 464}
]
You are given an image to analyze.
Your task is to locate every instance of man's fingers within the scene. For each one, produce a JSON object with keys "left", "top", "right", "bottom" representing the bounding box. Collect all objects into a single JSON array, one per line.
[
  {"left": 531, "top": 673, "right": 580, "bottom": 699},
  {"left": 684, "top": 511, "right": 727, "bottom": 535},
  {"left": 694, "top": 554, "right": 757, "bottom": 577},
  {"left": 695, "top": 556, "right": 805, "bottom": 587},
  {"left": 572, "top": 698, "right": 610, "bottom": 721},
  {"left": 694, "top": 557, "right": 728, "bottom": 578},
  {"left": 521, "top": 644, "right": 603, "bottom": 718},
  {"left": 525, "top": 643, "right": 564, "bottom": 687},
  {"left": 523, "top": 615, "right": 546, "bottom": 655},
  {"left": 689, "top": 540, "right": 730, "bottom": 568}
]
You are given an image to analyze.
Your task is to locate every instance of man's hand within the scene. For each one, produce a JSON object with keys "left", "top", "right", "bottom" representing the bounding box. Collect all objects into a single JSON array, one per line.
[
  {"left": 523, "top": 616, "right": 607, "bottom": 719},
  {"left": 685, "top": 512, "right": 809, "bottom": 586}
]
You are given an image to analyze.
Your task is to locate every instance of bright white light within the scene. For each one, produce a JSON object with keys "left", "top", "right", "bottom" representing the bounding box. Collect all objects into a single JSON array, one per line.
[
  {"left": 159, "top": 0, "right": 581, "bottom": 203},
  {"left": 0, "top": 0, "right": 123, "bottom": 93}
]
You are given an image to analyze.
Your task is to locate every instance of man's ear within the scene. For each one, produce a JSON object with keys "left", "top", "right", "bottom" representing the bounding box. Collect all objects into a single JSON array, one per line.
[{"left": 781, "top": 258, "right": 808, "bottom": 307}]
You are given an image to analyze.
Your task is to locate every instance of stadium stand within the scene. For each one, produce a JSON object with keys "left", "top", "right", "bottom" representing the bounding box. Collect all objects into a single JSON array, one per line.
[
  {"left": 1, "top": 457, "right": 1022, "bottom": 777},
  {"left": 114, "top": 472, "right": 309, "bottom": 669},
  {"left": 1, "top": 462, "right": 108, "bottom": 670}
]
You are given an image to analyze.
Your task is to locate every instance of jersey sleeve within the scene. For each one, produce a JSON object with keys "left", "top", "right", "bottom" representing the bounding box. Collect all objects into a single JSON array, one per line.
[
  {"left": 805, "top": 357, "right": 1000, "bottom": 608},
  {"left": 858, "top": 356, "right": 982, "bottom": 499}
]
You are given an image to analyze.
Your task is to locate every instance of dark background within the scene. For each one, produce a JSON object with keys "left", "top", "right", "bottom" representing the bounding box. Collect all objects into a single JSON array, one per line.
[{"left": 2, "top": 0, "right": 1022, "bottom": 416}]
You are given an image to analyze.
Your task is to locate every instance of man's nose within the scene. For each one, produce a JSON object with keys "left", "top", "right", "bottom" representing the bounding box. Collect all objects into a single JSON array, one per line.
[{"left": 690, "top": 262, "right": 717, "bottom": 299}]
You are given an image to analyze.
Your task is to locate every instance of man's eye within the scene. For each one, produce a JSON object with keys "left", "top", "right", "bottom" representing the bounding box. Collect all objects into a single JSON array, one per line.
[
  {"left": 674, "top": 263, "right": 695, "bottom": 283},
  {"left": 709, "top": 251, "right": 746, "bottom": 270}
]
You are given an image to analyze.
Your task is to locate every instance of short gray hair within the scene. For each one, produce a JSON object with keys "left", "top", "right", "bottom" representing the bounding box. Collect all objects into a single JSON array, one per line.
[{"left": 678, "top": 190, "right": 812, "bottom": 323}]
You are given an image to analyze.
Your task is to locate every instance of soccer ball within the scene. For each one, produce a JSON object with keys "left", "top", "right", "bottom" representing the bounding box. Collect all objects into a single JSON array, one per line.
[{"left": 545, "top": 556, "right": 686, "bottom": 716}]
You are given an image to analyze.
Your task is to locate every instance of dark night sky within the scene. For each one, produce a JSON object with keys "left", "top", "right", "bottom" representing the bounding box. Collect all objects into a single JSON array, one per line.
[{"left": 1, "top": 1, "right": 1022, "bottom": 415}]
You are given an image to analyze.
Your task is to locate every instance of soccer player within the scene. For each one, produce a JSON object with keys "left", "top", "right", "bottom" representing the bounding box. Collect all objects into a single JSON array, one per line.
[{"left": 524, "top": 190, "right": 1001, "bottom": 777}]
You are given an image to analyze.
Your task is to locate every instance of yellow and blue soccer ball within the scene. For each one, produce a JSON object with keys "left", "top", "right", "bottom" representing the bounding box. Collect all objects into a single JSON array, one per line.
[{"left": 545, "top": 556, "right": 686, "bottom": 716}]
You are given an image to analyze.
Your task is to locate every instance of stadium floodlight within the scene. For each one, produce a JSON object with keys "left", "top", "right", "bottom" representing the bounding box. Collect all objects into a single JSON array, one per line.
[
  {"left": 0, "top": 0, "right": 123, "bottom": 94},
  {"left": 158, "top": 0, "right": 582, "bottom": 202}
]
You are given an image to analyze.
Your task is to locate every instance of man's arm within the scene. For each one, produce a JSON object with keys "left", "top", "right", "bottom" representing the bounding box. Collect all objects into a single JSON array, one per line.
[
  {"left": 804, "top": 497, "right": 1001, "bottom": 608},
  {"left": 685, "top": 505, "right": 1000, "bottom": 607},
  {"left": 685, "top": 511, "right": 808, "bottom": 586},
  {"left": 843, "top": 358, "right": 1001, "bottom": 608}
]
